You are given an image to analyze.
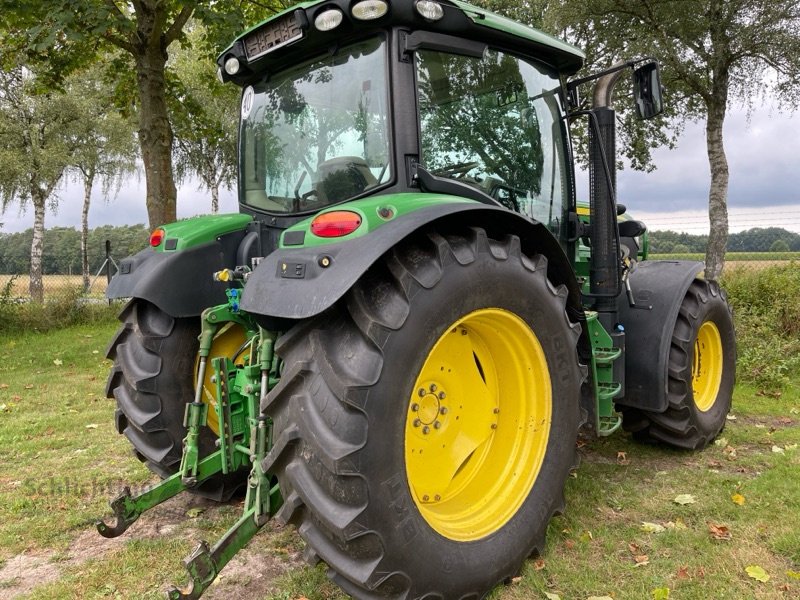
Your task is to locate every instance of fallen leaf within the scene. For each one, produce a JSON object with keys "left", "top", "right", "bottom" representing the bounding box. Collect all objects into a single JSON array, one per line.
[
  {"left": 0, "top": 383, "right": 7, "bottom": 389},
  {"left": 746, "top": 565, "right": 770, "bottom": 583},
  {"left": 533, "top": 558, "right": 546, "bottom": 571},
  {"left": 723, "top": 445, "right": 738, "bottom": 459},
  {"left": 714, "top": 437, "right": 729, "bottom": 447},
  {"left": 708, "top": 459, "right": 723, "bottom": 468},
  {"left": 726, "top": 414, "right": 737, "bottom": 421},
  {"left": 785, "top": 444, "right": 798, "bottom": 451},
  {"left": 731, "top": 493, "right": 745, "bottom": 505},
  {"left": 664, "top": 519, "right": 687, "bottom": 530},
  {"left": 564, "top": 539, "right": 575, "bottom": 550},
  {"left": 628, "top": 543, "right": 641, "bottom": 553},
  {"left": 616, "top": 451, "right": 629, "bottom": 465},
  {"left": 0, "top": 404, "right": 7, "bottom": 412},
  {"left": 673, "top": 494, "right": 696, "bottom": 505},
  {"left": 24, "top": 384, "right": 34, "bottom": 390},
  {"left": 186, "top": 507, "right": 205, "bottom": 518},
  {"left": 696, "top": 566, "right": 706, "bottom": 578},
  {"left": 641, "top": 522, "right": 666, "bottom": 533},
  {"left": 787, "top": 570, "right": 800, "bottom": 580},
  {"left": 85, "top": 423, "right": 99, "bottom": 429},
  {"left": 708, "top": 523, "right": 732, "bottom": 540},
  {"left": 587, "top": 596, "right": 613, "bottom": 600},
  {"left": 580, "top": 531, "right": 593, "bottom": 542},
  {"left": 676, "top": 566, "right": 690, "bottom": 579},
  {"left": 510, "top": 576, "right": 522, "bottom": 584},
  {"left": 545, "top": 594, "right": 561, "bottom": 600},
  {"left": 772, "top": 445, "right": 785, "bottom": 454},
  {"left": 790, "top": 408, "right": 799, "bottom": 415},
  {"left": 651, "top": 588, "right": 670, "bottom": 600},
  {"left": 634, "top": 554, "right": 649, "bottom": 566},
  {"left": 777, "top": 417, "right": 793, "bottom": 425},
  {"left": 53, "top": 359, "right": 63, "bottom": 366}
]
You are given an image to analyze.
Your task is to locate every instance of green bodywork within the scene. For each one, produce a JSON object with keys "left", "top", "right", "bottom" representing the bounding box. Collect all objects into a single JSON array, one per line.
[
  {"left": 280, "top": 193, "right": 473, "bottom": 248},
  {"left": 151, "top": 214, "right": 253, "bottom": 252}
]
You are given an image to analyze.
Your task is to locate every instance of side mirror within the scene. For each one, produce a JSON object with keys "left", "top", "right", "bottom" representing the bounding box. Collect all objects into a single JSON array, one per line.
[{"left": 633, "top": 62, "right": 664, "bottom": 119}]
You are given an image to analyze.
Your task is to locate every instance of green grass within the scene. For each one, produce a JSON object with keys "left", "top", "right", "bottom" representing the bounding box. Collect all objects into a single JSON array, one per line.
[
  {"left": 649, "top": 252, "right": 799, "bottom": 262},
  {"left": 1, "top": 322, "right": 798, "bottom": 599}
]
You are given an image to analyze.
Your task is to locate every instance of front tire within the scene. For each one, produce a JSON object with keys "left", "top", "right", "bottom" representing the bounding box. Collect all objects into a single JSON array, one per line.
[
  {"left": 621, "top": 279, "right": 736, "bottom": 449},
  {"left": 263, "top": 227, "right": 583, "bottom": 598}
]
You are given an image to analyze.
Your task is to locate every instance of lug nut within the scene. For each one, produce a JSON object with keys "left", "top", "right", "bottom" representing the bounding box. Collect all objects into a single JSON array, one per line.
[
  {"left": 493, "top": 407, "right": 500, "bottom": 414},
  {"left": 418, "top": 388, "right": 426, "bottom": 397},
  {"left": 430, "top": 383, "right": 437, "bottom": 393},
  {"left": 423, "top": 495, "right": 430, "bottom": 502},
  {"left": 438, "top": 391, "right": 446, "bottom": 400},
  {"left": 411, "top": 403, "right": 419, "bottom": 412},
  {"left": 491, "top": 423, "right": 498, "bottom": 429},
  {"left": 422, "top": 425, "right": 430, "bottom": 434},
  {"left": 440, "top": 407, "right": 448, "bottom": 415},
  {"left": 413, "top": 419, "right": 421, "bottom": 428},
  {"left": 434, "top": 494, "right": 441, "bottom": 501},
  {"left": 434, "top": 422, "right": 441, "bottom": 429},
  {"left": 461, "top": 329, "right": 467, "bottom": 335}
]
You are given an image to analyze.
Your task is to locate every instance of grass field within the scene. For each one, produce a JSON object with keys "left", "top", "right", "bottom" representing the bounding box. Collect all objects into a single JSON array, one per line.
[
  {"left": 649, "top": 252, "right": 799, "bottom": 264},
  {"left": 1, "top": 321, "right": 798, "bottom": 599}
]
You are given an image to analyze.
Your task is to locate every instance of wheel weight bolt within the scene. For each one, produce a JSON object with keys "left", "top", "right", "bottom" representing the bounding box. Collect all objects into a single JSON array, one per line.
[{"left": 413, "top": 419, "right": 421, "bottom": 428}]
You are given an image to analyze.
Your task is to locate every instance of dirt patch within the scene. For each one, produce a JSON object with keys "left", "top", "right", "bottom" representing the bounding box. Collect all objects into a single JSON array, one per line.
[{"left": 0, "top": 494, "right": 303, "bottom": 599}]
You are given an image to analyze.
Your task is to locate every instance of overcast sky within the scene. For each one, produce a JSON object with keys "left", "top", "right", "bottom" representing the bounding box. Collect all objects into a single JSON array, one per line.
[{"left": 1, "top": 104, "right": 798, "bottom": 235}]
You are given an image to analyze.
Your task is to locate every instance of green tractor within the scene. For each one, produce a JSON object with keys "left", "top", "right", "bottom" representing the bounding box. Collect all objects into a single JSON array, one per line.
[{"left": 98, "top": 1, "right": 736, "bottom": 598}]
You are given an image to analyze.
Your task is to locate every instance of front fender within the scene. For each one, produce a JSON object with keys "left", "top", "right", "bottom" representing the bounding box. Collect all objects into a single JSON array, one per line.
[
  {"left": 240, "top": 203, "right": 584, "bottom": 324},
  {"left": 616, "top": 260, "right": 705, "bottom": 413}
]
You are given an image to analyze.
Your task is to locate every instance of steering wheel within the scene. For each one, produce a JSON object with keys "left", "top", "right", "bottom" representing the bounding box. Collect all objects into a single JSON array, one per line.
[{"left": 432, "top": 161, "right": 480, "bottom": 179}]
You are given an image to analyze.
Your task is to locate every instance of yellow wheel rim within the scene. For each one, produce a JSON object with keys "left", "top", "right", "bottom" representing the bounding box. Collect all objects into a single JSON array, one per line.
[
  {"left": 195, "top": 323, "right": 248, "bottom": 434},
  {"left": 692, "top": 321, "right": 723, "bottom": 412},
  {"left": 404, "top": 308, "right": 552, "bottom": 541}
]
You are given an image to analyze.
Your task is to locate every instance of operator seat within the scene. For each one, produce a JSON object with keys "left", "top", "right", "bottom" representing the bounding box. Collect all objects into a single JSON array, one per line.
[{"left": 315, "top": 156, "right": 378, "bottom": 203}]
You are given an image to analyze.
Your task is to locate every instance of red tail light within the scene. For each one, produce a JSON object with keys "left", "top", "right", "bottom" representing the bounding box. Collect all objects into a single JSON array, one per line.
[
  {"left": 149, "top": 228, "right": 166, "bottom": 247},
  {"left": 310, "top": 211, "right": 362, "bottom": 238}
]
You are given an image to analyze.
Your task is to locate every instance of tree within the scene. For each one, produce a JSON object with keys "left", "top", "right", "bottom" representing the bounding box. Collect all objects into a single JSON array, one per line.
[
  {"left": 0, "top": 68, "right": 84, "bottom": 301},
  {"left": 0, "top": 1, "right": 292, "bottom": 229},
  {"left": 547, "top": 0, "right": 800, "bottom": 279},
  {"left": 171, "top": 26, "right": 238, "bottom": 214},
  {"left": 69, "top": 74, "right": 137, "bottom": 291}
]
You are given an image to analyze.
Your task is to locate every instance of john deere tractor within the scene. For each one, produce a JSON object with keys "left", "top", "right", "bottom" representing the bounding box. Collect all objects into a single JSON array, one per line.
[{"left": 98, "top": 1, "right": 736, "bottom": 598}]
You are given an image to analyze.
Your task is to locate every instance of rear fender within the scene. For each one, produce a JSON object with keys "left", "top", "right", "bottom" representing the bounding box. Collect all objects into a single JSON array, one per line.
[
  {"left": 616, "top": 260, "right": 705, "bottom": 412},
  {"left": 240, "top": 203, "right": 585, "bottom": 328}
]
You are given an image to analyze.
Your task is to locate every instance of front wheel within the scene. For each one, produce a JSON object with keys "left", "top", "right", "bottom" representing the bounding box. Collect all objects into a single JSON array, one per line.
[
  {"left": 263, "top": 227, "right": 583, "bottom": 598},
  {"left": 621, "top": 279, "right": 736, "bottom": 449}
]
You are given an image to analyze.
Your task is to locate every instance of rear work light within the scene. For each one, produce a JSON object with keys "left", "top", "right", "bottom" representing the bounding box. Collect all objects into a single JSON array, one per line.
[
  {"left": 352, "top": 0, "right": 389, "bottom": 20},
  {"left": 310, "top": 211, "right": 363, "bottom": 237},
  {"left": 149, "top": 228, "right": 165, "bottom": 247}
]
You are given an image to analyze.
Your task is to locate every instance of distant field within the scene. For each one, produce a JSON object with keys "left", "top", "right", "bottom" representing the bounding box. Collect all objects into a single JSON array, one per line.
[
  {"left": 1, "top": 274, "right": 109, "bottom": 299},
  {"left": 650, "top": 252, "right": 800, "bottom": 263}
]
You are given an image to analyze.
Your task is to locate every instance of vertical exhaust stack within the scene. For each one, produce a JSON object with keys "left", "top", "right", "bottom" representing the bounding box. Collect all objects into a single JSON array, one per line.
[{"left": 589, "top": 68, "right": 624, "bottom": 315}]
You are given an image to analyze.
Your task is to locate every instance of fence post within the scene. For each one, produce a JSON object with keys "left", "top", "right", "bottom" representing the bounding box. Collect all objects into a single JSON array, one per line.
[{"left": 105, "top": 240, "right": 112, "bottom": 306}]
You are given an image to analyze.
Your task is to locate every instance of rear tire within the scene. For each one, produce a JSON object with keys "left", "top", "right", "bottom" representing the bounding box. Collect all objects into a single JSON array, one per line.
[
  {"left": 105, "top": 299, "right": 245, "bottom": 501},
  {"left": 263, "top": 227, "right": 583, "bottom": 598},
  {"left": 621, "top": 279, "right": 735, "bottom": 449}
]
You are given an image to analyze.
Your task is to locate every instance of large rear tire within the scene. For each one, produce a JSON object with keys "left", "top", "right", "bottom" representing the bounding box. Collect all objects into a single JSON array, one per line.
[
  {"left": 621, "top": 279, "right": 736, "bottom": 449},
  {"left": 105, "top": 299, "right": 245, "bottom": 501},
  {"left": 263, "top": 227, "right": 583, "bottom": 598}
]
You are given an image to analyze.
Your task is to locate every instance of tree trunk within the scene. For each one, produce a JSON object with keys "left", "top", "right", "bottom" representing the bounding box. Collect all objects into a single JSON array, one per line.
[
  {"left": 81, "top": 173, "right": 94, "bottom": 292},
  {"left": 29, "top": 195, "right": 46, "bottom": 303},
  {"left": 704, "top": 99, "right": 729, "bottom": 281},
  {"left": 211, "top": 182, "right": 219, "bottom": 214},
  {"left": 135, "top": 46, "right": 177, "bottom": 229}
]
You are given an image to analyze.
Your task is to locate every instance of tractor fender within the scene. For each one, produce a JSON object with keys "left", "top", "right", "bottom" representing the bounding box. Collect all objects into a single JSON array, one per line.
[
  {"left": 107, "top": 229, "right": 248, "bottom": 317},
  {"left": 240, "top": 203, "right": 585, "bottom": 326},
  {"left": 615, "top": 260, "right": 705, "bottom": 413}
]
